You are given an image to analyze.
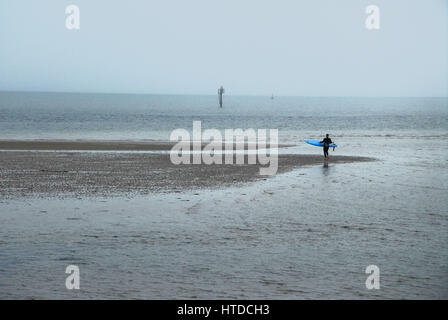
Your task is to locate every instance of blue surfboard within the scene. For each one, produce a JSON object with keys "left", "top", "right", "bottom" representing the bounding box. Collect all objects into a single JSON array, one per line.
[{"left": 305, "top": 139, "right": 338, "bottom": 148}]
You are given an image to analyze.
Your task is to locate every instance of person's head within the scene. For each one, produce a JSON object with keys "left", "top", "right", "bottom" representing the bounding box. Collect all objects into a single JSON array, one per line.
[{"left": 326, "top": 134, "right": 329, "bottom": 138}]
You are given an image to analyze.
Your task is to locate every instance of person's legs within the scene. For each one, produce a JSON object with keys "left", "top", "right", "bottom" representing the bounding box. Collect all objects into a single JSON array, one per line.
[{"left": 323, "top": 147, "right": 329, "bottom": 158}]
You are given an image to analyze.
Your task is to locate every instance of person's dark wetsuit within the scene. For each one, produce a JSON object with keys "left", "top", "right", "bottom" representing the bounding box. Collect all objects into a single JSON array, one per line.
[{"left": 321, "top": 137, "right": 332, "bottom": 158}]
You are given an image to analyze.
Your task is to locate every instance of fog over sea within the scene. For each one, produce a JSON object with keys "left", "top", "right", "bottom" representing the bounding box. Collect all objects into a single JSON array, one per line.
[{"left": 0, "top": 92, "right": 447, "bottom": 299}]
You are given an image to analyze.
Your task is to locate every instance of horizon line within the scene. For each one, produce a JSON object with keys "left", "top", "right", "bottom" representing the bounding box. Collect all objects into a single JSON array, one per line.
[{"left": 0, "top": 89, "right": 447, "bottom": 99}]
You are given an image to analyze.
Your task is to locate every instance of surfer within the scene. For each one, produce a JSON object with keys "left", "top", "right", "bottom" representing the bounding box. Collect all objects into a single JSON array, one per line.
[{"left": 320, "top": 134, "right": 333, "bottom": 159}]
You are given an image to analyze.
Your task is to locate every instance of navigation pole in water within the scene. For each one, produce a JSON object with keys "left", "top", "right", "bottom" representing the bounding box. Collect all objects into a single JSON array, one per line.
[{"left": 218, "top": 86, "right": 225, "bottom": 108}]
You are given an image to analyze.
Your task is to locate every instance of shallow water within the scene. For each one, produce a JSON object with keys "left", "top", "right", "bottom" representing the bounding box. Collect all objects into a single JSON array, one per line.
[
  {"left": 0, "top": 93, "right": 447, "bottom": 299},
  {"left": 1, "top": 92, "right": 447, "bottom": 141}
]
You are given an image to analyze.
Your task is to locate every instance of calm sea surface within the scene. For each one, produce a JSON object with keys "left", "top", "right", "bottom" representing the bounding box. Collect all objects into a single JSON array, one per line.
[{"left": 0, "top": 92, "right": 447, "bottom": 299}]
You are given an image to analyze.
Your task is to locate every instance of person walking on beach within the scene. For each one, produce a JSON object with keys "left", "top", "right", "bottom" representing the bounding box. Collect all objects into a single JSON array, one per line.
[{"left": 320, "top": 134, "right": 333, "bottom": 159}]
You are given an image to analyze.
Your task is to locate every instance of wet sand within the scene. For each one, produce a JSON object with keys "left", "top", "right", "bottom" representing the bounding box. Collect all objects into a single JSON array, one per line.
[
  {"left": 0, "top": 149, "right": 374, "bottom": 199},
  {"left": 0, "top": 140, "right": 293, "bottom": 151}
]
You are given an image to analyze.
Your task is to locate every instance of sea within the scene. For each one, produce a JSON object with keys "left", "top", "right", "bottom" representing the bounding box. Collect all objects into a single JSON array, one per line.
[{"left": 0, "top": 91, "right": 447, "bottom": 299}]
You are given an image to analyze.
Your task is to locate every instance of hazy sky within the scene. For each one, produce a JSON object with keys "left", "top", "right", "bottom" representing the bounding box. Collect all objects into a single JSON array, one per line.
[{"left": 0, "top": 0, "right": 447, "bottom": 96}]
